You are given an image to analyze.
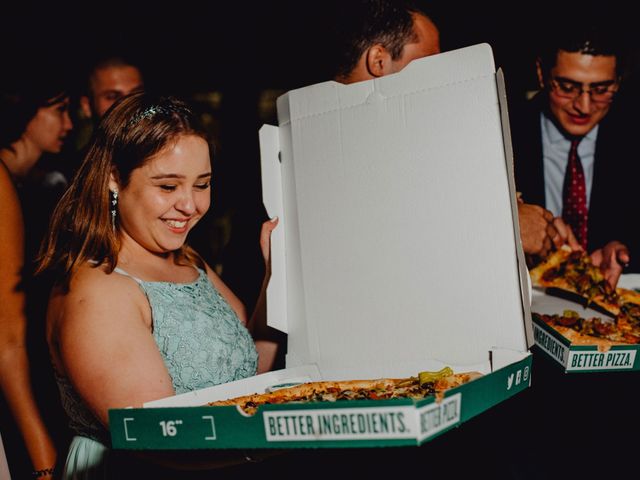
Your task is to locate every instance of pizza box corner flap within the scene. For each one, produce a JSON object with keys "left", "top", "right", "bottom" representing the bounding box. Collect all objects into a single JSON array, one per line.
[{"left": 258, "top": 124, "right": 288, "bottom": 334}]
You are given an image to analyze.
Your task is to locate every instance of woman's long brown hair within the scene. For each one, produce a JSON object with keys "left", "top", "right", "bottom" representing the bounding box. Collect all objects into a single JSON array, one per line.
[{"left": 37, "top": 92, "right": 207, "bottom": 289}]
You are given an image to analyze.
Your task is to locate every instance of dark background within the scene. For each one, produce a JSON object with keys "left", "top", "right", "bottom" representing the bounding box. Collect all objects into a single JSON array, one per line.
[
  {"left": 3, "top": 2, "right": 638, "bottom": 92},
  {"left": 2, "top": 0, "right": 638, "bottom": 306},
  {"left": 2, "top": 3, "right": 640, "bottom": 477}
]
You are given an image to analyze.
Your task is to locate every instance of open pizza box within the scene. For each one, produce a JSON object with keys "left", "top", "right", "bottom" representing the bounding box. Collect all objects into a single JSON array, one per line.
[
  {"left": 531, "top": 275, "right": 640, "bottom": 373},
  {"left": 109, "top": 43, "right": 533, "bottom": 450}
]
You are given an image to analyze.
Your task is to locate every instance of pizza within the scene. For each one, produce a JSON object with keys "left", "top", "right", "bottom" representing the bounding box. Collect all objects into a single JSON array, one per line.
[
  {"left": 208, "top": 368, "right": 482, "bottom": 415},
  {"left": 533, "top": 311, "right": 640, "bottom": 348},
  {"left": 529, "top": 245, "right": 619, "bottom": 314},
  {"left": 617, "top": 288, "right": 640, "bottom": 306},
  {"left": 530, "top": 246, "right": 640, "bottom": 345}
]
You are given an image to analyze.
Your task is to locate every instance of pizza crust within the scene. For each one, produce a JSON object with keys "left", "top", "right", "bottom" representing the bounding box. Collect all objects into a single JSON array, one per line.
[
  {"left": 550, "top": 325, "right": 624, "bottom": 351},
  {"left": 529, "top": 245, "right": 572, "bottom": 286},
  {"left": 208, "top": 373, "right": 482, "bottom": 415},
  {"left": 208, "top": 378, "right": 403, "bottom": 410}
]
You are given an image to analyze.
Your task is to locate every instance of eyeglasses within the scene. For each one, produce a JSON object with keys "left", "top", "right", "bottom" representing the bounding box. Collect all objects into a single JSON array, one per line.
[{"left": 549, "top": 77, "right": 618, "bottom": 103}]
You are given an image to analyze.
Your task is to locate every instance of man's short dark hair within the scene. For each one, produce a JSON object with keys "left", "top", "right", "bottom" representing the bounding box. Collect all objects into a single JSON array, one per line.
[
  {"left": 538, "top": 23, "right": 626, "bottom": 79},
  {"left": 331, "top": 0, "right": 430, "bottom": 79}
]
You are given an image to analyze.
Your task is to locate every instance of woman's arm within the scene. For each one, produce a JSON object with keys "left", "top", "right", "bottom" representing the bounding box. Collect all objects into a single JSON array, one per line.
[
  {"left": 53, "top": 269, "right": 176, "bottom": 427},
  {"left": 0, "top": 165, "right": 57, "bottom": 476}
]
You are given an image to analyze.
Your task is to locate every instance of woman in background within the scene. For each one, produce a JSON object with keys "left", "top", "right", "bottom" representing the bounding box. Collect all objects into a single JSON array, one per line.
[
  {"left": 0, "top": 79, "right": 73, "bottom": 262},
  {"left": 0, "top": 75, "right": 73, "bottom": 480},
  {"left": 0, "top": 162, "right": 57, "bottom": 479}
]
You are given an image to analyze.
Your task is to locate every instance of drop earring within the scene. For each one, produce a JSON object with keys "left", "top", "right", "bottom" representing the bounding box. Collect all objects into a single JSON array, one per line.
[{"left": 111, "top": 189, "right": 118, "bottom": 231}]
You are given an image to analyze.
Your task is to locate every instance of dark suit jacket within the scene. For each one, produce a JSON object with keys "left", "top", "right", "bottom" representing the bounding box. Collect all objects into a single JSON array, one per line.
[{"left": 510, "top": 91, "right": 640, "bottom": 271}]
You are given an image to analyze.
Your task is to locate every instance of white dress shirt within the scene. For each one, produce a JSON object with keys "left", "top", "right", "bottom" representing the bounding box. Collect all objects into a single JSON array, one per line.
[{"left": 540, "top": 113, "right": 598, "bottom": 217}]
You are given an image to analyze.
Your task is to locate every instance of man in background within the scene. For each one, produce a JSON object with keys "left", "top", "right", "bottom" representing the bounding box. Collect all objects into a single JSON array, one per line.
[
  {"left": 511, "top": 20, "right": 640, "bottom": 479},
  {"left": 80, "top": 55, "right": 144, "bottom": 121},
  {"left": 67, "top": 55, "right": 144, "bottom": 177},
  {"left": 511, "top": 23, "right": 636, "bottom": 284}
]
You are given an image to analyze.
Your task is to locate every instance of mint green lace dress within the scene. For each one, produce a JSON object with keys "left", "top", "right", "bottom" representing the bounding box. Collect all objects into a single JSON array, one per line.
[{"left": 57, "top": 267, "right": 258, "bottom": 479}]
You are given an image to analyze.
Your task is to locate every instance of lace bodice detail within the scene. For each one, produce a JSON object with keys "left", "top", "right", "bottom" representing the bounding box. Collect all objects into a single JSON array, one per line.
[
  {"left": 55, "top": 267, "right": 258, "bottom": 443},
  {"left": 143, "top": 268, "right": 258, "bottom": 393}
]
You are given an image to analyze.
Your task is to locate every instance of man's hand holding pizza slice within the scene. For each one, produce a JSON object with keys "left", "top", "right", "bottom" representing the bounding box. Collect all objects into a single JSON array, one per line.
[
  {"left": 516, "top": 194, "right": 630, "bottom": 288},
  {"left": 590, "top": 240, "right": 630, "bottom": 288},
  {"left": 517, "top": 201, "right": 582, "bottom": 261}
]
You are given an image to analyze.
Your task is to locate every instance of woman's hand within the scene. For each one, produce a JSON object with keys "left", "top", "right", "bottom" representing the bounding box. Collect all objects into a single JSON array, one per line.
[{"left": 259, "top": 217, "right": 279, "bottom": 273}]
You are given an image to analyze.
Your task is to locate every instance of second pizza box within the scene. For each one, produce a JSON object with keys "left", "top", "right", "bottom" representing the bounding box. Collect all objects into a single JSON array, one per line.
[
  {"left": 109, "top": 43, "right": 533, "bottom": 450},
  {"left": 531, "top": 276, "right": 640, "bottom": 373}
]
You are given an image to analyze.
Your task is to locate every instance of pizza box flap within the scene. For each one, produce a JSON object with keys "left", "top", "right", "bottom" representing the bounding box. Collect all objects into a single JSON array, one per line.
[{"left": 260, "top": 43, "right": 530, "bottom": 380}]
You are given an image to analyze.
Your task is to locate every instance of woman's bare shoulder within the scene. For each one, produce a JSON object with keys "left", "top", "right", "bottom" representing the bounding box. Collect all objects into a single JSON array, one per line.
[
  {"left": 53, "top": 263, "right": 147, "bottom": 313},
  {"left": 71, "top": 262, "right": 129, "bottom": 288}
]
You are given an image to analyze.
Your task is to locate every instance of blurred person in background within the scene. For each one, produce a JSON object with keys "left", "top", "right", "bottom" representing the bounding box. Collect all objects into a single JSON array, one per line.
[
  {"left": 71, "top": 54, "right": 145, "bottom": 163},
  {"left": 80, "top": 55, "right": 144, "bottom": 121},
  {"left": 0, "top": 75, "right": 73, "bottom": 262},
  {"left": 0, "top": 70, "right": 72, "bottom": 479}
]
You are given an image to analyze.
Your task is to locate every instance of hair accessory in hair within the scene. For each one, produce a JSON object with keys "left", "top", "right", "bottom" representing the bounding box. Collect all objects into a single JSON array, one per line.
[{"left": 126, "top": 103, "right": 190, "bottom": 128}]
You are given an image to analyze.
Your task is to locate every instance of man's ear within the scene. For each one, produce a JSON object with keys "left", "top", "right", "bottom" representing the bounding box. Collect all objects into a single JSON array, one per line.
[
  {"left": 80, "top": 95, "right": 92, "bottom": 120},
  {"left": 535, "top": 58, "right": 545, "bottom": 90},
  {"left": 365, "top": 44, "right": 393, "bottom": 78}
]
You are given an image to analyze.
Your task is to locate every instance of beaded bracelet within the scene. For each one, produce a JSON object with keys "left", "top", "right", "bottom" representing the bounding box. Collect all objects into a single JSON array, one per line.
[{"left": 32, "top": 466, "right": 56, "bottom": 478}]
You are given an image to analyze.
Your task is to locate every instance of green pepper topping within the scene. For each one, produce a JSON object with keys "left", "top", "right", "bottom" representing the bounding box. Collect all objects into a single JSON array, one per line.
[{"left": 419, "top": 367, "right": 453, "bottom": 387}]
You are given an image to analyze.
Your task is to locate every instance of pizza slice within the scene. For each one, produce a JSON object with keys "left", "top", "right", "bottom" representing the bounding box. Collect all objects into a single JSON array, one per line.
[
  {"left": 208, "top": 368, "right": 482, "bottom": 415},
  {"left": 529, "top": 245, "right": 574, "bottom": 290},
  {"left": 529, "top": 246, "right": 619, "bottom": 315}
]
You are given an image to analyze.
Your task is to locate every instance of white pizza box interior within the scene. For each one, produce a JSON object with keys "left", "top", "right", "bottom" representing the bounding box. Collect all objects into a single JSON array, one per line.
[
  {"left": 531, "top": 277, "right": 640, "bottom": 373},
  {"left": 109, "top": 43, "right": 533, "bottom": 450}
]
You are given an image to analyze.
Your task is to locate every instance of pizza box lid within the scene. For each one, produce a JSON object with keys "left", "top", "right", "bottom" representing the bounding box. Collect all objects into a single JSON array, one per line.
[{"left": 259, "top": 43, "right": 531, "bottom": 380}]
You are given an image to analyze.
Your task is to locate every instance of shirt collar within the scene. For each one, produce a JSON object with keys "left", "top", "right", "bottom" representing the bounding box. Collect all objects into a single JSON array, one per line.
[{"left": 541, "top": 112, "right": 599, "bottom": 147}]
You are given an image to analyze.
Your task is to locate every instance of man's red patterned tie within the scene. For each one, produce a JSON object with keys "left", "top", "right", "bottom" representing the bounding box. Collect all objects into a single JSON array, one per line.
[{"left": 562, "top": 139, "right": 588, "bottom": 250}]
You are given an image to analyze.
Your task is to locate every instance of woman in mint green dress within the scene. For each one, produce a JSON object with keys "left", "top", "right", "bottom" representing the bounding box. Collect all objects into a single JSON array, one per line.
[{"left": 37, "top": 92, "right": 278, "bottom": 479}]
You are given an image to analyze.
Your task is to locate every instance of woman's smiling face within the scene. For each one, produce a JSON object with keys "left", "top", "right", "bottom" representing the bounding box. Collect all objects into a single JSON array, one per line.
[{"left": 112, "top": 134, "right": 212, "bottom": 255}]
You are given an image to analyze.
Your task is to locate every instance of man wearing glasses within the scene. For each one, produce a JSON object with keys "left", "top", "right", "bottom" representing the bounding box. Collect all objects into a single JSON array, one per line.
[{"left": 511, "top": 25, "right": 636, "bottom": 284}]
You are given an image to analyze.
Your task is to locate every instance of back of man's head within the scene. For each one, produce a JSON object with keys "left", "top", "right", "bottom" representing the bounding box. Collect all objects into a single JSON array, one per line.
[{"left": 332, "top": 0, "right": 438, "bottom": 83}]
